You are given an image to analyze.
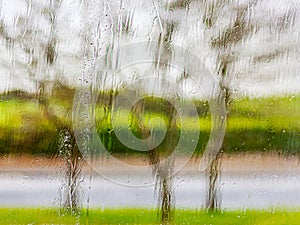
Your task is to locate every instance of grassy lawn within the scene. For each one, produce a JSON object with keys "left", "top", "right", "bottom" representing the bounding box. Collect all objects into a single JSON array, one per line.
[{"left": 0, "top": 208, "right": 300, "bottom": 225}]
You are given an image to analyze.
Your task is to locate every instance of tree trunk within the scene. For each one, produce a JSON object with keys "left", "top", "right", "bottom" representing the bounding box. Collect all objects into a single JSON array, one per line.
[
  {"left": 205, "top": 152, "right": 222, "bottom": 211},
  {"left": 132, "top": 98, "right": 175, "bottom": 224},
  {"left": 60, "top": 128, "right": 84, "bottom": 214},
  {"left": 38, "top": 83, "right": 84, "bottom": 214}
]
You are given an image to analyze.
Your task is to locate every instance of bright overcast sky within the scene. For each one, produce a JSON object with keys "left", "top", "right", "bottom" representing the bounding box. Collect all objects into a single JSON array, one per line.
[{"left": 0, "top": 0, "right": 299, "bottom": 98}]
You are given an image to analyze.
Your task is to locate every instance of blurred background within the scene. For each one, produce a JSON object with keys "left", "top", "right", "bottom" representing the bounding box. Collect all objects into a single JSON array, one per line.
[{"left": 0, "top": 0, "right": 299, "bottom": 217}]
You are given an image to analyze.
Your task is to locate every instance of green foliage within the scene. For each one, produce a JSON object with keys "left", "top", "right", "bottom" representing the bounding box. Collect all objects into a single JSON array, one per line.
[{"left": 0, "top": 90, "right": 299, "bottom": 156}]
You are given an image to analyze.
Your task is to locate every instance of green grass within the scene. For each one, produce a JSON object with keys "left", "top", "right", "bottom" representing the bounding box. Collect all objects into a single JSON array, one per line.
[{"left": 1, "top": 208, "right": 300, "bottom": 225}]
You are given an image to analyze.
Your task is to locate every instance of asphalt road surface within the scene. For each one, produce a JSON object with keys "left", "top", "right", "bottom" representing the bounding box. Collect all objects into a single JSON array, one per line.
[{"left": 1, "top": 171, "right": 300, "bottom": 210}]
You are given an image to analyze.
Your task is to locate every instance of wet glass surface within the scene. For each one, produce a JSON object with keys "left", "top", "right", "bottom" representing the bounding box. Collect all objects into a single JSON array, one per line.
[{"left": 0, "top": 0, "right": 299, "bottom": 224}]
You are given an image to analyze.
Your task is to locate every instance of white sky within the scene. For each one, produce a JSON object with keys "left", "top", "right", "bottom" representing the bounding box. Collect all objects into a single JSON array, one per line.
[{"left": 0, "top": 0, "right": 299, "bottom": 98}]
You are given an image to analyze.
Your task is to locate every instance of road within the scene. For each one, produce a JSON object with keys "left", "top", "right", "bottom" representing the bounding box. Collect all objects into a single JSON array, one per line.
[{"left": 1, "top": 170, "right": 300, "bottom": 210}]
